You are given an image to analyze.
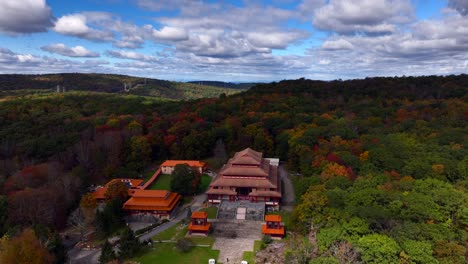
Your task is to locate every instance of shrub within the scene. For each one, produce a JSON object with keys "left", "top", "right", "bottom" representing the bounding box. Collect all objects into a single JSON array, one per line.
[{"left": 175, "top": 238, "right": 194, "bottom": 252}]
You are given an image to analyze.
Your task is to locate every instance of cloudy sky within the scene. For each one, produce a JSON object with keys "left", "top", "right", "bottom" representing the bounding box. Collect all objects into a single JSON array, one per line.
[{"left": 0, "top": 0, "right": 467, "bottom": 82}]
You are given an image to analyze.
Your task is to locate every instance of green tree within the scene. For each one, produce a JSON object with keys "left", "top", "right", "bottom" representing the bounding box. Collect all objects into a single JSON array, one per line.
[
  {"left": 118, "top": 227, "right": 141, "bottom": 259},
  {"left": 170, "top": 164, "right": 197, "bottom": 195},
  {"left": 0, "top": 196, "right": 7, "bottom": 236},
  {"left": 357, "top": 234, "right": 400, "bottom": 264},
  {"left": 401, "top": 240, "right": 438, "bottom": 264},
  {"left": 99, "top": 240, "right": 116, "bottom": 264}
]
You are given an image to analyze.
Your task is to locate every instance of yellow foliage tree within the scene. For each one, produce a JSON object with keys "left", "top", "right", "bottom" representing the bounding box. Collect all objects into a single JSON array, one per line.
[{"left": 0, "top": 228, "right": 54, "bottom": 264}]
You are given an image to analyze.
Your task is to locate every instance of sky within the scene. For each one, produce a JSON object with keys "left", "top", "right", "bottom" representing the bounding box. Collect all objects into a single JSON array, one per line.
[{"left": 0, "top": 0, "right": 467, "bottom": 82}]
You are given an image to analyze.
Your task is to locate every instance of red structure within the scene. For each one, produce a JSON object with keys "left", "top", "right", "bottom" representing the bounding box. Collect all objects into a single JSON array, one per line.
[
  {"left": 188, "top": 211, "right": 211, "bottom": 235},
  {"left": 262, "top": 215, "right": 285, "bottom": 238},
  {"left": 206, "top": 148, "right": 281, "bottom": 209}
]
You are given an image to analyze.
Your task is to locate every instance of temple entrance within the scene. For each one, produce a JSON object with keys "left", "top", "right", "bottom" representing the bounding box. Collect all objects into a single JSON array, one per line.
[{"left": 237, "top": 187, "right": 251, "bottom": 198}]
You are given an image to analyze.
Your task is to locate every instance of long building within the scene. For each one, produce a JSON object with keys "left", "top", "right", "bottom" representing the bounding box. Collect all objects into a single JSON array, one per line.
[
  {"left": 206, "top": 148, "right": 281, "bottom": 208},
  {"left": 123, "top": 189, "right": 181, "bottom": 218}
]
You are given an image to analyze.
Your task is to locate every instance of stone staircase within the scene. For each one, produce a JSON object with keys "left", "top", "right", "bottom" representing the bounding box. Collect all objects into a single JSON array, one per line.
[{"left": 218, "top": 200, "right": 265, "bottom": 221}]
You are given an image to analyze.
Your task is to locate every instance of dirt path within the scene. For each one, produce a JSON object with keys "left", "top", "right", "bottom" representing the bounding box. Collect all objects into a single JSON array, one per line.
[{"left": 279, "top": 165, "right": 295, "bottom": 206}]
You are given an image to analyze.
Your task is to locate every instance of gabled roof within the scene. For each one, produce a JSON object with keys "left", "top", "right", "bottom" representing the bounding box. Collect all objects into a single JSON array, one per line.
[
  {"left": 230, "top": 148, "right": 263, "bottom": 165},
  {"left": 161, "top": 160, "right": 206, "bottom": 168}
]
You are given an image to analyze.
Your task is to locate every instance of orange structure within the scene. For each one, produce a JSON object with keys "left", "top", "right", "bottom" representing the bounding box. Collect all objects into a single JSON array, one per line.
[
  {"left": 93, "top": 178, "right": 144, "bottom": 201},
  {"left": 123, "top": 189, "right": 181, "bottom": 218},
  {"left": 262, "top": 215, "right": 285, "bottom": 238},
  {"left": 160, "top": 160, "right": 206, "bottom": 174},
  {"left": 188, "top": 211, "right": 211, "bottom": 235}
]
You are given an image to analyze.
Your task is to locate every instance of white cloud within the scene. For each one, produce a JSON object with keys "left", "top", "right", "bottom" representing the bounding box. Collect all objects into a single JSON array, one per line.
[
  {"left": 41, "top": 43, "right": 100, "bottom": 58},
  {"left": 53, "top": 13, "right": 114, "bottom": 42},
  {"left": 322, "top": 39, "right": 354, "bottom": 50},
  {"left": 106, "top": 50, "right": 159, "bottom": 62},
  {"left": 0, "top": 0, "right": 53, "bottom": 34},
  {"left": 150, "top": 26, "right": 189, "bottom": 41},
  {"left": 313, "top": 0, "right": 414, "bottom": 35}
]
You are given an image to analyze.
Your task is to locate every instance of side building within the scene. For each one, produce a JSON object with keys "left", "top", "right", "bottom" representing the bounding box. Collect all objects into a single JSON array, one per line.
[
  {"left": 160, "top": 160, "right": 207, "bottom": 174},
  {"left": 206, "top": 148, "right": 281, "bottom": 209}
]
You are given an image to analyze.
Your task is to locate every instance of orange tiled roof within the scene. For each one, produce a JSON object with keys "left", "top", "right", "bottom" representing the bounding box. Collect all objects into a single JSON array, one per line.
[
  {"left": 262, "top": 224, "right": 285, "bottom": 236},
  {"left": 132, "top": 189, "right": 169, "bottom": 198},
  {"left": 93, "top": 187, "right": 107, "bottom": 200},
  {"left": 161, "top": 160, "right": 206, "bottom": 168},
  {"left": 123, "top": 192, "right": 181, "bottom": 212},
  {"left": 192, "top": 211, "right": 208, "bottom": 219},
  {"left": 265, "top": 214, "right": 282, "bottom": 222},
  {"left": 188, "top": 222, "right": 211, "bottom": 231}
]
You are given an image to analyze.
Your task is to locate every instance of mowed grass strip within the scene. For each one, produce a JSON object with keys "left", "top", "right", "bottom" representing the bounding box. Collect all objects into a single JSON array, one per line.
[
  {"left": 241, "top": 240, "right": 263, "bottom": 264},
  {"left": 133, "top": 242, "right": 220, "bottom": 264},
  {"left": 149, "top": 174, "right": 172, "bottom": 190}
]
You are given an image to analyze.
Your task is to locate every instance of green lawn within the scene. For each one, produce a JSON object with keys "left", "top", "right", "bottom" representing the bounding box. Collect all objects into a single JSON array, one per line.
[
  {"left": 201, "top": 206, "right": 218, "bottom": 219},
  {"left": 197, "top": 174, "right": 212, "bottom": 193},
  {"left": 242, "top": 240, "right": 262, "bottom": 264},
  {"left": 133, "top": 242, "right": 220, "bottom": 264},
  {"left": 149, "top": 174, "right": 172, "bottom": 190}
]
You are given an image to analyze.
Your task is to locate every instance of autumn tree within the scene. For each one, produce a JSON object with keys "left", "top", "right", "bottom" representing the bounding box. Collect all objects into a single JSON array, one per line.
[
  {"left": 80, "top": 193, "right": 97, "bottom": 225},
  {"left": 105, "top": 181, "right": 129, "bottom": 200},
  {"left": 0, "top": 228, "right": 54, "bottom": 264}
]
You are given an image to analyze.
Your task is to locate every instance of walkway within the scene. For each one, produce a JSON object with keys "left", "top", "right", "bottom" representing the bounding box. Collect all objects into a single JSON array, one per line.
[{"left": 140, "top": 168, "right": 161, "bottom": 189}]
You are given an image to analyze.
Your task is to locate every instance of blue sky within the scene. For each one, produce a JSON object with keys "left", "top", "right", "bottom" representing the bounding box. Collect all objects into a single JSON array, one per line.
[{"left": 0, "top": 0, "right": 466, "bottom": 82}]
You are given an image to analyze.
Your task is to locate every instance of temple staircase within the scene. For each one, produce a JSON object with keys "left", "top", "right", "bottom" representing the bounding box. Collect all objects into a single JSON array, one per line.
[{"left": 218, "top": 200, "right": 265, "bottom": 221}]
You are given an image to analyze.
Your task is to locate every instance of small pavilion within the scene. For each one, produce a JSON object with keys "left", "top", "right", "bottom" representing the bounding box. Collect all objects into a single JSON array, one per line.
[
  {"left": 188, "top": 211, "right": 211, "bottom": 236},
  {"left": 262, "top": 214, "right": 285, "bottom": 238}
]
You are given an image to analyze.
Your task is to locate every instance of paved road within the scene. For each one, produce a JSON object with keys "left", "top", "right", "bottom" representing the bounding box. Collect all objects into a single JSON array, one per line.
[
  {"left": 279, "top": 165, "right": 295, "bottom": 207},
  {"left": 138, "top": 207, "right": 189, "bottom": 242}
]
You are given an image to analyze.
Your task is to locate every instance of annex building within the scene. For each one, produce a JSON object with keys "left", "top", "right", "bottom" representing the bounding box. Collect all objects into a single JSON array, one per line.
[
  {"left": 160, "top": 160, "right": 207, "bottom": 174},
  {"left": 206, "top": 148, "right": 281, "bottom": 208}
]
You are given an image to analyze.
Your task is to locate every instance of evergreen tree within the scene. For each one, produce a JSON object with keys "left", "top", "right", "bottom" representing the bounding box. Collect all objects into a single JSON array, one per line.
[
  {"left": 99, "top": 241, "right": 116, "bottom": 264},
  {"left": 118, "top": 227, "right": 141, "bottom": 259}
]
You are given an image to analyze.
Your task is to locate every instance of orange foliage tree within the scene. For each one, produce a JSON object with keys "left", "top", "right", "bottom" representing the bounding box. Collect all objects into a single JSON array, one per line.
[{"left": 0, "top": 228, "right": 54, "bottom": 264}]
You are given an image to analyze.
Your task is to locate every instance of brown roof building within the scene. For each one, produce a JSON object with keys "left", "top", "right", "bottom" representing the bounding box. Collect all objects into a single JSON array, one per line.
[{"left": 206, "top": 148, "right": 281, "bottom": 208}]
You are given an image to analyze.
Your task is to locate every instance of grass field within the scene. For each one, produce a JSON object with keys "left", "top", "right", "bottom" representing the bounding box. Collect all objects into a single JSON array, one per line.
[
  {"left": 133, "top": 242, "right": 220, "bottom": 264},
  {"left": 241, "top": 240, "right": 262, "bottom": 264},
  {"left": 197, "top": 174, "right": 212, "bottom": 193},
  {"left": 138, "top": 222, "right": 219, "bottom": 264},
  {"left": 201, "top": 206, "right": 218, "bottom": 219},
  {"left": 149, "top": 174, "right": 172, "bottom": 190}
]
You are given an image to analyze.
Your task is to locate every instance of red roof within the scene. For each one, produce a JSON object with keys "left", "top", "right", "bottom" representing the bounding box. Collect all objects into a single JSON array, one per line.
[
  {"left": 123, "top": 192, "right": 181, "bottom": 211},
  {"left": 188, "top": 222, "right": 211, "bottom": 231},
  {"left": 265, "top": 214, "right": 282, "bottom": 222},
  {"left": 262, "top": 225, "right": 285, "bottom": 236},
  {"left": 161, "top": 160, "right": 206, "bottom": 168},
  {"left": 132, "top": 189, "right": 169, "bottom": 198},
  {"left": 191, "top": 211, "right": 208, "bottom": 219}
]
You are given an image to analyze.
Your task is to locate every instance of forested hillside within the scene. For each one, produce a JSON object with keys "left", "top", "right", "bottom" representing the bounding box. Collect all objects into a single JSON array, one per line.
[
  {"left": 0, "top": 74, "right": 466, "bottom": 263},
  {"left": 0, "top": 73, "right": 243, "bottom": 100}
]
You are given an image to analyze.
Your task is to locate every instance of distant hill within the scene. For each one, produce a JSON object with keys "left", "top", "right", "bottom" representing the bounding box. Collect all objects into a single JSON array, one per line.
[
  {"left": 187, "top": 80, "right": 256, "bottom": 90},
  {"left": 0, "top": 73, "right": 245, "bottom": 100}
]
